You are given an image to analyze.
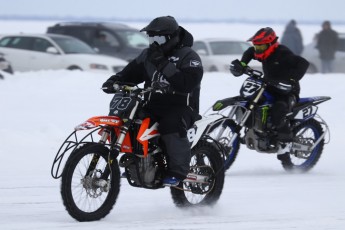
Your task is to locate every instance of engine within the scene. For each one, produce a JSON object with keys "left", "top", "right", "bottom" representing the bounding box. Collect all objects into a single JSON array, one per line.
[
  {"left": 244, "top": 129, "right": 278, "bottom": 154},
  {"left": 119, "top": 146, "right": 165, "bottom": 188}
]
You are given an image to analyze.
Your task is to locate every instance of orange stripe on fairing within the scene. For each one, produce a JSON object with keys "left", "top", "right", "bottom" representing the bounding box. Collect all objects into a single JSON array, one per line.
[
  {"left": 137, "top": 118, "right": 150, "bottom": 156},
  {"left": 114, "top": 128, "right": 133, "bottom": 153},
  {"left": 136, "top": 118, "right": 160, "bottom": 156}
]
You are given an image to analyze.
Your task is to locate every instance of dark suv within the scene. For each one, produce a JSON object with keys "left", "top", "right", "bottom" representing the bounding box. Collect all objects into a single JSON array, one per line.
[{"left": 47, "top": 22, "right": 149, "bottom": 61}]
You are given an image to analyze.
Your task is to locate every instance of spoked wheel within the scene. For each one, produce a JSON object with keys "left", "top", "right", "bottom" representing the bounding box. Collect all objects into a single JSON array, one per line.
[
  {"left": 207, "top": 119, "right": 240, "bottom": 170},
  {"left": 61, "top": 143, "right": 120, "bottom": 221},
  {"left": 281, "top": 119, "right": 325, "bottom": 172},
  {"left": 170, "top": 141, "right": 224, "bottom": 207}
]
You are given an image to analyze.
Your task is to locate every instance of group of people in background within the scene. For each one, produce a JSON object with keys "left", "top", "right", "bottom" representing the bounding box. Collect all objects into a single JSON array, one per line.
[{"left": 281, "top": 19, "right": 339, "bottom": 73}]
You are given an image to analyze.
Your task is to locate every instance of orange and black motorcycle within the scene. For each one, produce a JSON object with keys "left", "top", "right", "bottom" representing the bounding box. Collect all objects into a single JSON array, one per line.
[{"left": 51, "top": 84, "right": 225, "bottom": 222}]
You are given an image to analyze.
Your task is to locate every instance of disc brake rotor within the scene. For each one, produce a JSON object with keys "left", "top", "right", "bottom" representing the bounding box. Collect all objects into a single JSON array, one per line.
[{"left": 81, "top": 170, "right": 109, "bottom": 198}]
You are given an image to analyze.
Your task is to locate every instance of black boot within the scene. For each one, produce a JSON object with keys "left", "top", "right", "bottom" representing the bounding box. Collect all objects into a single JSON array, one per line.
[
  {"left": 277, "top": 152, "right": 293, "bottom": 169},
  {"left": 276, "top": 121, "right": 293, "bottom": 142}
]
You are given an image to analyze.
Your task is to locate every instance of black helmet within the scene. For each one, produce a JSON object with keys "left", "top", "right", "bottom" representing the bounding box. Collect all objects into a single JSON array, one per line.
[{"left": 140, "top": 16, "right": 179, "bottom": 36}]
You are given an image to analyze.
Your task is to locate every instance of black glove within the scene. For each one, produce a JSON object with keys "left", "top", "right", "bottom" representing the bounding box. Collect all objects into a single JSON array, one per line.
[
  {"left": 102, "top": 80, "right": 118, "bottom": 93},
  {"left": 268, "top": 80, "right": 293, "bottom": 95},
  {"left": 151, "top": 81, "right": 170, "bottom": 94},
  {"left": 230, "top": 59, "right": 246, "bottom": 77},
  {"left": 147, "top": 42, "right": 169, "bottom": 71}
]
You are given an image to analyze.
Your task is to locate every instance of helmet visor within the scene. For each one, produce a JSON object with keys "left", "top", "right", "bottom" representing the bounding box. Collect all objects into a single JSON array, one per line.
[
  {"left": 254, "top": 44, "right": 268, "bottom": 54},
  {"left": 148, "top": 35, "right": 167, "bottom": 45}
]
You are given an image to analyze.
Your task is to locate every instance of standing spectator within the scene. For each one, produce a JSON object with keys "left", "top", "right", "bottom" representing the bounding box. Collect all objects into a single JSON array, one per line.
[
  {"left": 316, "top": 20, "right": 339, "bottom": 73},
  {"left": 281, "top": 20, "right": 304, "bottom": 55}
]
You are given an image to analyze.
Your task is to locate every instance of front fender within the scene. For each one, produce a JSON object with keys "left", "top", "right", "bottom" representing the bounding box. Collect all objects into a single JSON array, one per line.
[
  {"left": 75, "top": 116, "right": 122, "bottom": 130},
  {"left": 212, "top": 96, "right": 247, "bottom": 111}
]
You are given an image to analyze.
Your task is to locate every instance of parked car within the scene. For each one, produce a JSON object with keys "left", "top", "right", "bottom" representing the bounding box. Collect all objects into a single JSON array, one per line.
[
  {"left": 47, "top": 22, "right": 149, "bottom": 61},
  {"left": 0, "top": 52, "right": 13, "bottom": 79},
  {"left": 0, "top": 34, "right": 128, "bottom": 74},
  {"left": 192, "top": 38, "right": 261, "bottom": 72},
  {"left": 301, "top": 33, "right": 345, "bottom": 73}
]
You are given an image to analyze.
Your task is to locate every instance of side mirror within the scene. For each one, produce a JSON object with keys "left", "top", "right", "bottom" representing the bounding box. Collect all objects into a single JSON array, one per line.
[
  {"left": 93, "top": 47, "right": 100, "bottom": 53},
  {"left": 46, "top": 47, "right": 59, "bottom": 54}
]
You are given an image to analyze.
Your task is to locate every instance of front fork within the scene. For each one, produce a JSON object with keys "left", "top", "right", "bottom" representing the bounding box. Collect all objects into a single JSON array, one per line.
[
  {"left": 86, "top": 100, "right": 140, "bottom": 180},
  {"left": 223, "top": 86, "right": 266, "bottom": 149}
]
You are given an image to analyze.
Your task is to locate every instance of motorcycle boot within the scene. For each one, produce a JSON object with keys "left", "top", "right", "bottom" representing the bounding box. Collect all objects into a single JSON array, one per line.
[
  {"left": 276, "top": 120, "right": 293, "bottom": 167},
  {"left": 277, "top": 142, "right": 293, "bottom": 169},
  {"left": 162, "top": 177, "right": 180, "bottom": 186},
  {"left": 161, "top": 132, "right": 191, "bottom": 186}
]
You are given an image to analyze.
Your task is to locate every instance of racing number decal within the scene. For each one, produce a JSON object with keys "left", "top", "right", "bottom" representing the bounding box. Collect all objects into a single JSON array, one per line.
[
  {"left": 110, "top": 97, "right": 132, "bottom": 110},
  {"left": 242, "top": 80, "right": 261, "bottom": 97},
  {"left": 302, "top": 106, "right": 313, "bottom": 118},
  {"left": 294, "top": 105, "right": 316, "bottom": 120},
  {"left": 187, "top": 126, "right": 197, "bottom": 143},
  {"left": 244, "top": 82, "right": 260, "bottom": 94}
]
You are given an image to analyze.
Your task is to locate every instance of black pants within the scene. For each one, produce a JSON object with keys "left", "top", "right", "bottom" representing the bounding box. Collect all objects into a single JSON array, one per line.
[
  {"left": 146, "top": 105, "right": 196, "bottom": 137},
  {"left": 145, "top": 105, "right": 197, "bottom": 179},
  {"left": 270, "top": 94, "right": 296, "bottom": 141}
]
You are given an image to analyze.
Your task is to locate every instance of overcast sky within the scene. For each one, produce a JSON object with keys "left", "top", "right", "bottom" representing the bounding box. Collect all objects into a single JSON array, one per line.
[{"left": 1, "top": 0, "right": 344, "bottom": 24}]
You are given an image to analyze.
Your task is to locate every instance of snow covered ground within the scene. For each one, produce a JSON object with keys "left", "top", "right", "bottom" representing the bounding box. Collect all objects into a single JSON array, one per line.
[{"left": 0, "top": 21, "right": 345, "bottom": 229}]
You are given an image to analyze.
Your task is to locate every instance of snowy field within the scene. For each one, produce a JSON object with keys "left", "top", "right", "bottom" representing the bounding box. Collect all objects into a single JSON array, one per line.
[{"left": 0, "top": 20, "right": 345, "bottom": 230}]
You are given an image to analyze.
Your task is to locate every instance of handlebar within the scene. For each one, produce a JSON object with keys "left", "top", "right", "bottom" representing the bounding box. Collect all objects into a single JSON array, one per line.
[
  {"left": 244, "top": 66, "right": 263, "bottom": 78},
  {"left": 102, "top": 82, "right": 167, "bottom": 95}
]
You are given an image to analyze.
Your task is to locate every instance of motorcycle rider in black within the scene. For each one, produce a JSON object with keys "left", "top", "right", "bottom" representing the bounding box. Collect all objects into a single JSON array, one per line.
[
  {"left": 102, "top": 16, "right": 203, "bottom": 186},
  {"left": 230, "top": 27, "right": 309, "bottom": 162}
]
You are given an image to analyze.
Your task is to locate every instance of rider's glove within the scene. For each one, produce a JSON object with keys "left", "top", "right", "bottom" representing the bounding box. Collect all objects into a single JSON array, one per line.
[
  {"left": 147, "top": 42, "right": 170, "bottom": 72},
  {"left": 102, "top": 80, "right": 119, "bottom": 93},
  {"left": 151, "top": 81, "right": 170, "bottom": 94},
  {"left": 267, "top": 80, "right": 293, "bottom": 95},
  {"left": 230, "top": 59, "right": 247, "bottom": 77}
]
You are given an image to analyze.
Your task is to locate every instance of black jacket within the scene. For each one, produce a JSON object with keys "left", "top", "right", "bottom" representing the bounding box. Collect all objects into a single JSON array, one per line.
[
  {"left": 316, "top": 29, "right": 339, "bottom": 60},
  {"left": 107, "top": 27, "right": 203, "bottom": 112},
  {"left": 241, "top": 45, "right": 309, "bottom": 97}
]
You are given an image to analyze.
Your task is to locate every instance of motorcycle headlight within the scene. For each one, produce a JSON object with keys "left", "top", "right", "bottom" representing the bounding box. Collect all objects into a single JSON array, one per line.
[{"left": 89, "top": 63, "right": 108, "bottom": 70}]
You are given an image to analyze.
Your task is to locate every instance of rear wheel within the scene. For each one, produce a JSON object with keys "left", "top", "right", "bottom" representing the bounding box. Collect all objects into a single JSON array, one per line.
[
  {"left": 61, "top": 143, "right": 120, "bottom": 221},
  {"left": 281, "top": 119, "right": 324, "bottom": 172},
  {"left": 170, "top": 141, "right": 224, "bottom": 207}
]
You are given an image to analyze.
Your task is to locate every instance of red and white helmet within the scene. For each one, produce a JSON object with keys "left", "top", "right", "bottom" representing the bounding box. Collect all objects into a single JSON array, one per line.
[{"left": 248, "top": 27, "right": 279, "bottom": 60}]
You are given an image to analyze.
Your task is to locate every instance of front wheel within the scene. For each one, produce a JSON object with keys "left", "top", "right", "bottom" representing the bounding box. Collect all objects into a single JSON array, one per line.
[
  {"left": 170, "top": 140, "right": 225, "bottom": 207},
  {"left": 281, "top": 118, "right": 325, "bottom": 172},
  {"left": 207, "top": 119, "right": 240, "bottom": 170},
  {"left": 60, "top": 143, "right": 120, "bottom": 221}
]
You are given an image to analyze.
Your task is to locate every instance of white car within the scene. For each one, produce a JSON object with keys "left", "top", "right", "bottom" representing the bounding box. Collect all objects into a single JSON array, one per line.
[
  {"left": 193, "top": 38, "right": 261, "bottom": 72},
  {"left": 0, "top": 34, "right": 128, "bottom": 74},
  {"left": 301, "top": 33, "right": 345, "bottom": 73}
]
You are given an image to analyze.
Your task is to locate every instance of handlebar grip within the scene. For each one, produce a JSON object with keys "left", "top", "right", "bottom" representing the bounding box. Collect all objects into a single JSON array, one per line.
[{"left": 244, "top": 67, "right": 263, "bottom": 78}]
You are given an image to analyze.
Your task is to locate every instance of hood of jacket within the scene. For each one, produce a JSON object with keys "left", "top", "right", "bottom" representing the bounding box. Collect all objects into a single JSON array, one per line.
[{"left": 178, "top": 26, "right": 194, "bottom": 48}]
